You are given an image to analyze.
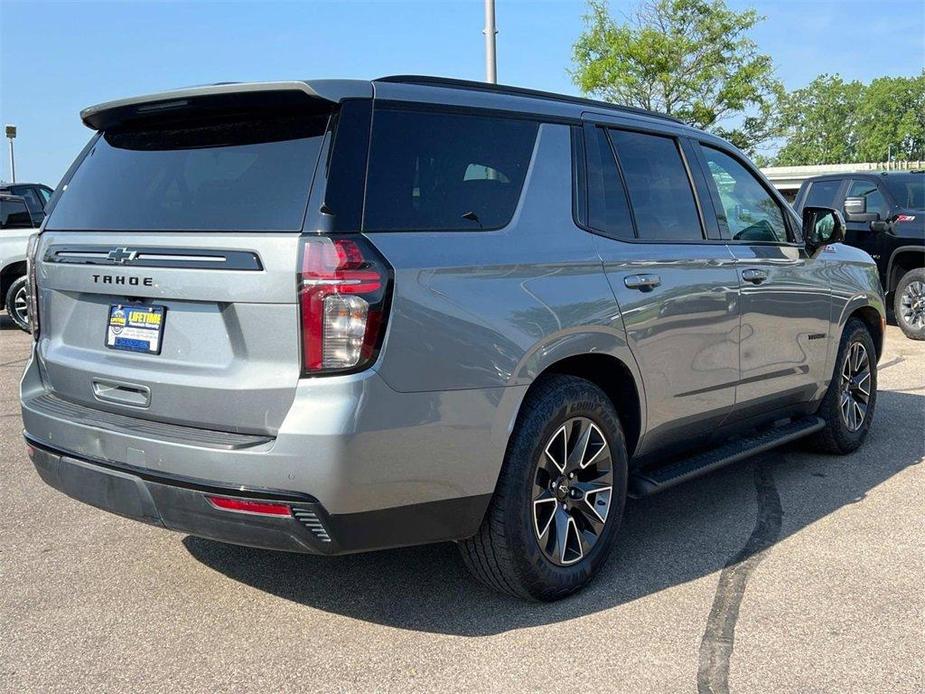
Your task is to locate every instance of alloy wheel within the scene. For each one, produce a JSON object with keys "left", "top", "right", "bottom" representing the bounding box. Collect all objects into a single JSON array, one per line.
[
  {"left": 532, "top": 417, "right": 613, "bottom": 566},
  {"left": 839, "top": 342, "right": 871, "bottom": 432},
  {"left": 12, "top": 284, "right": 29, "bottom": 328},
  {"left": 899, "top": 280, "right": 925, "bottom": 331}
]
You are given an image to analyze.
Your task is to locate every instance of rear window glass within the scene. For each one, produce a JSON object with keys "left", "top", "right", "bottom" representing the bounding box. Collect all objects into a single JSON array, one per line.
[
  {"left": 883, "top": 174, "right": 925, "bottom": 209},
  {"left": 608, "top": 129, "right": 703, "bottom": 241},
  {"left": 47, "top": 114, "right": 328, "bottom": 232},
  {"left": 585, "top": 127, "right": 634, "bottom": 240},
  {"left": 363, "top": 109, "right": 538, "bottom": 231}
]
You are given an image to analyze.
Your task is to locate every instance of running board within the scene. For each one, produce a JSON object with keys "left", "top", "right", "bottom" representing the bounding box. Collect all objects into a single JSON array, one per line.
[{"left": 628, "top": 416, "right": 826, "bottom": 498}]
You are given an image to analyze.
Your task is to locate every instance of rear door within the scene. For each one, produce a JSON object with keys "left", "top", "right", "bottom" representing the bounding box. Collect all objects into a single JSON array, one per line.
[
  {"left": 580, "top": 121, "right": 740, "bottom": 454},
  {"left": 34, "top": 104, "right": 332, "bottom": 435},
  {"left": 696, "top": 144, "right": 830, "bottom": 419}
]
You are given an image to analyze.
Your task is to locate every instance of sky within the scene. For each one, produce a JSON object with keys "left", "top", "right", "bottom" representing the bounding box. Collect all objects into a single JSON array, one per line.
[{"left": 1, "top": 0, "right": 923, "bottom": 185}]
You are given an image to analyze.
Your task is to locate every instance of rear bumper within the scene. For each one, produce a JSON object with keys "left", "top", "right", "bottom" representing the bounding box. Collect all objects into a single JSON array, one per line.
[
  {"left": 21, "top": 349, "right": 525, "bottom": 517},
  {"left": 26, "top": 438, "right": 491, "bottom": 555}
]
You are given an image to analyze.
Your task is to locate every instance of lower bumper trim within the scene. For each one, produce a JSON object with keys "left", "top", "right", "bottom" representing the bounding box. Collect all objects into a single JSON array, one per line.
[{"left": 25, "top": 437, "right": 491, "bottom": 555}]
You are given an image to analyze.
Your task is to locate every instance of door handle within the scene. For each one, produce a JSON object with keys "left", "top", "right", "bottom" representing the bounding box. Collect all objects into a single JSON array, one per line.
[
  {"left": 623, "top": 273, "right": 661, "bottom": 290},
  {"left": 741, "top": 268, "right": 768, "bottom": 284}
]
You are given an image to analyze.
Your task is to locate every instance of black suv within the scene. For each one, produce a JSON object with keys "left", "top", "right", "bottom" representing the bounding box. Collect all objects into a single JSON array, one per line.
[{"left": 795, "top": 172, "right": 925, "bottom": 339}]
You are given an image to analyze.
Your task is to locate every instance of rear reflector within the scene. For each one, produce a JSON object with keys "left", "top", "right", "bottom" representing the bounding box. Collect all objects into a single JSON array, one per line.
[{"left": 206, "top": 496, "right": 292, "bottom": 517}]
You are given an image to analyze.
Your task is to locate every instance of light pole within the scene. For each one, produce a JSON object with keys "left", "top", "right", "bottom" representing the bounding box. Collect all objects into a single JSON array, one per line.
[
  {"left": 5, "top": 124, "right": 15, "bottom": 183},
  {"left": 484, "top": 0, "right": 497, "bottom": 84}
]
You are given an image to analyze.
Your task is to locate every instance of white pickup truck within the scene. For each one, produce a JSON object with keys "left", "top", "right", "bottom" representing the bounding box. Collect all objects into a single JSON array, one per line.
[{"left": 0, "top": 193, "right": 39, "bottom": 331}]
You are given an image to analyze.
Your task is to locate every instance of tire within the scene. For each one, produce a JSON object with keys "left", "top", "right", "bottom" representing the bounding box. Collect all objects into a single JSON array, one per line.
[
  {"left": 808, "top": 319, "right": 877, "bottom": 454},
  {"left": 5, "top": 275, "right": 30, "bottom": 333},
  {"left": 894, "top": 268, "right": 925, "bottom": 340},
  {"left": 459, "top": 374, "right": 628, "bottom": 601}
]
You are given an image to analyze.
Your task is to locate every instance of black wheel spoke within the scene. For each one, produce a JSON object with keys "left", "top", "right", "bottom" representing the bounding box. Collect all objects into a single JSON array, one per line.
[{"left": 532, "top": 416, "right": 613, "bottom": 566}]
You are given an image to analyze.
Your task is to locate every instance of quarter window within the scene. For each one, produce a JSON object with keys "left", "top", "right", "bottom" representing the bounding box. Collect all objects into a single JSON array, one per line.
[
  {"left": 700, "top": 146, "right": 788, "bottom": 243},
  {"left": 609, "top": 130, "right": 703, "bottom": 241},
  {"left": 363, "top": 109, "right": 538, "bottom": 232}
]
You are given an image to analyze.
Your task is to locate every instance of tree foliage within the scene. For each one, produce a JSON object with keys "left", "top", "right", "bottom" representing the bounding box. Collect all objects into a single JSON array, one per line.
[
  {"left": 776, "top": 72, "right": 925, "bottom": 165},
  {"left": 571, "top": 0, "right": 784, "bottom": 155}
]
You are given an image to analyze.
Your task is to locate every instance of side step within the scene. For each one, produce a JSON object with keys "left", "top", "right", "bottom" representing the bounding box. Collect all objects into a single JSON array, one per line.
[{"left": 628, "top": 416, "right": 825, "bottom": 498}]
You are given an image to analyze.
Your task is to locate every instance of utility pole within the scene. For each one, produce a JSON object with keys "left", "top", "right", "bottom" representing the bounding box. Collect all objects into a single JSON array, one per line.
[
  {"left": 484, "top": 0, "right": 497, "bottom": 84},
  {"left": 4, "top": 125, "right": 15, "bottom": 183}
]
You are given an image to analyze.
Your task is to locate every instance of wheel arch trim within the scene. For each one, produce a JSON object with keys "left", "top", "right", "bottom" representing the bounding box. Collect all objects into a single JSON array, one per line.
[
  {"left": 501, "top": 329, "right": 648, "bottom": 459},
  {"left": 886, "top": 246, "right": 924, "bottom": 293}
]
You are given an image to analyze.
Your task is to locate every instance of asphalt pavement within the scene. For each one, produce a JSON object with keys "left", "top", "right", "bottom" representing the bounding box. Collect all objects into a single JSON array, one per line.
[{"left": 1, "top": 316, "right": 922, "bottom": 693}]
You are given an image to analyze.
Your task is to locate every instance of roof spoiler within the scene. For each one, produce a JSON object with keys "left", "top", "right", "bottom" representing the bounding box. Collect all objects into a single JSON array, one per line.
[{"left": 80, "top": 80, "right": 373, "bottom": 130}]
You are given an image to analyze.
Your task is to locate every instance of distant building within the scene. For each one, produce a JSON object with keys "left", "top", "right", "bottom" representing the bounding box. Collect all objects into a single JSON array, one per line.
[{"left": 761, "top": 160, "right": 924, "bottom": 203}]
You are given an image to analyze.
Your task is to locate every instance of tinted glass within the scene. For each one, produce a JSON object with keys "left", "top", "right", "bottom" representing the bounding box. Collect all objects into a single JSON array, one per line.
[
  {"left": 324, "top": 99, "right": 371, "bottom": 233},
  {"left": 882, "top": 174, "right": 925, "bottom": 210},
  {"left": 10, "top": 186, "right": 43, "bottom": 217},
  {"left": 803, "top": 179, "right": 841, "bottom": 208},
  {"left": 586, "top": 127, "right": 634, "bottom": 239},
  {"left": 38, "top": 186, "right": 52, "bottom": 204},
  {"left": 700, "top": 146, "right": 788, "bottom": 243},
  {"left": 363, "top": 109, "right": 538, "bottom": 231},
  {"left": 609, "top": 130, "right": 702, "bottom": 241},
  {"left": 846, "top": 180, "right": 888, "bottom": 218},
  {"left": 1, "top": 199, "right": 33, "bottom": 229},
  {"left": 47, "top": 114, "right": 328, "bottom": 231}
]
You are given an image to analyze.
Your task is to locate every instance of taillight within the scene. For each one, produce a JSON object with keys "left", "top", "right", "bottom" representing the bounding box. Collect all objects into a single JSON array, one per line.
[
  {"left": 895, "top": 214, "right": 916, "bottom": 223},
  {"left": 26, "top": 233, "right": 40, "bottom": 339},
  {"left": 298, "top": 235, "right": 392, "bottom": 375}
]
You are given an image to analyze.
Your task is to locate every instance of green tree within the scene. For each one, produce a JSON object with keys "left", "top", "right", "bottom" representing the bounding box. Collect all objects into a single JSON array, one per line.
[
  {"left": 855, "top": 73, "right": 925, "bottom": 162},
  {"left": 776, "top": 72, "right": 925, "bottom": 165},
  {"left": 775, "top": 74, "right": 865, "bottom": 166},
  {"left": 571, "top": 0, "right": 784, "bottom": 155}
]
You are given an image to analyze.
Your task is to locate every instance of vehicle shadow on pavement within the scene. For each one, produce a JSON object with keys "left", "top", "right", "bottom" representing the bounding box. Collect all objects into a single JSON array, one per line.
[{"left": 184, "top": 388, "right": 923, "bottom": 636}]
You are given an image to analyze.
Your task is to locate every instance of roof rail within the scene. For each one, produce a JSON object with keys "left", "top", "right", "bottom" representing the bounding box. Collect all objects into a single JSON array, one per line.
[{"left": 375, "top": 75, "right": 684, "bottom": 124}]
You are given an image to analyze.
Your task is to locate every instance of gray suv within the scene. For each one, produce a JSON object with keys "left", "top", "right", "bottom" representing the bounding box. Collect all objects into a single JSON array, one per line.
[{"left": 21, "top": 77, "right": 885, "bottom": 600}]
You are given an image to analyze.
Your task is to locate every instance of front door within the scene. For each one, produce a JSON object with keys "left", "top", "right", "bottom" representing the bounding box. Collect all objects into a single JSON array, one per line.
[
  {"left": 842, "top": 178, "right": 888, "bottom": 268},
  {"left": 697, "top": 144, "right": 830, "bottom": 420}
]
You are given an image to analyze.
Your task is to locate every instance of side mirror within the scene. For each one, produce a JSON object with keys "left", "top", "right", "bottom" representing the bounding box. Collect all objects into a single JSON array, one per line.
[
  {"left": 802, "top": 206, "right": 846, "bottom": 254},
  {"left": 843, "top": 196, "right": 880, "bottom": 223}
]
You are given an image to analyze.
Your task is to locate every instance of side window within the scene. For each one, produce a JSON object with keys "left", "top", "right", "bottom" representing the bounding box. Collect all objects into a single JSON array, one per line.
[
  {"left": 10, "top": 186, "right": 43, "bottom": 218},
  {"left": 803, "top": 179, "right": 841, "bottom": 208},
  {"left": 845, "top": 180, "right": 887, "bottom": 219},
  {"left": 0, "top": 199, "right": 34, "bottom": 229},
  {"left": 38, "top": 186, "right": 53, "bottom": 205},
  {"left": 363, "top": 109, "right": 539, "bottom": 231},
  {"left": 608, "top": 129, "right": 703, "bottom": 241},
  {"left": 584, "top": 127, "right": 634, "bottom": 240},
  {"left": 700, "top": 146, "right": 788, "bottom": 243}
]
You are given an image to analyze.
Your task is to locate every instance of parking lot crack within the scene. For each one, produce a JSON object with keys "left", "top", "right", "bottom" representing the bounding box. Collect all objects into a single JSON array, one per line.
[{"left": 697, "top": 459, "right": 782, "bottom": 694}]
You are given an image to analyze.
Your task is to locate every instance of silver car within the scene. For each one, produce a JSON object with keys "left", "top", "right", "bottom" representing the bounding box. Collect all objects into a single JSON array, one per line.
[{"left": 21, "top": 77, "right": 885, "bottom": 600}]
